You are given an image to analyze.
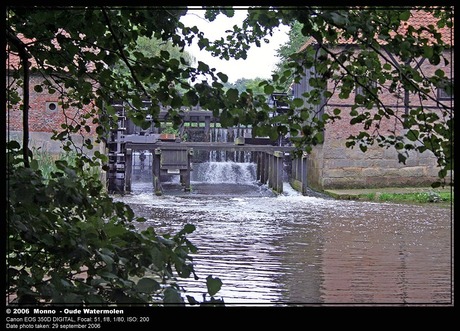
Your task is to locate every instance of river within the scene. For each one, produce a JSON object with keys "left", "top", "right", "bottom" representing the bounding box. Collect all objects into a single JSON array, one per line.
[{"left": 113, "top": 162, "right": 453, "bottom": 306}]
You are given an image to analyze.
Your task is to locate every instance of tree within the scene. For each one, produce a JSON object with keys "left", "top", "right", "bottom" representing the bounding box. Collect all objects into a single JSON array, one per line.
[
  {"left": 113, "top": 35, "right": 196, "bottom": 95},
  {"left": 272, "top": 20, "right": 306, "bottom": 90},
  {"left": 222, "top": 77, "right": 266, "bottom": 94},
  {"left": 6, "top": 6, "right": 228, "bottom": 305},
  {"left": 6, "top": 5, "right": 453, "bottom": 304}
]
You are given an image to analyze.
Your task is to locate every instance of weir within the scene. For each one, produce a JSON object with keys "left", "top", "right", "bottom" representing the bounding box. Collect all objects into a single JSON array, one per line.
[
  {"left": 119, "top": 142, "right": 297, "bottom": 195},
  {"left": 105, "top": 100, "right": 308, "bottom": 195}
]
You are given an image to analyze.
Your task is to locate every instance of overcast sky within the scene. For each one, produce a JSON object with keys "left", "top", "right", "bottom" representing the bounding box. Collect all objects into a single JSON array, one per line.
[{"left": 180, "top": 9, "right": 290, "bottom": 83}]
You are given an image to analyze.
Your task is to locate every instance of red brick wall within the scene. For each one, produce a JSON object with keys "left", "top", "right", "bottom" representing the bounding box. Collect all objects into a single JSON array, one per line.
[
  {"left": 324, "top": 47, "right": 453, "bottom": 136},
  {"left": 6, "top": 73, "right": 98, "bottom": 135}
]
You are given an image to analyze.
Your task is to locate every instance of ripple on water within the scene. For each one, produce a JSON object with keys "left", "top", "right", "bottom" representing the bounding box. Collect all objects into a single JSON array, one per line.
[{"left": 113, "top": 180, "right": 453, "bottom": 305}]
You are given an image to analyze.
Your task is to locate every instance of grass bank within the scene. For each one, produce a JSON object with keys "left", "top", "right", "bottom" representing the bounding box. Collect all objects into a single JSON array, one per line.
[
  {"left": 359, "top": 190, "right": 453, "bottom": 205},
  {"left": 324, "top": 187, "right": 453, "bottom": 207},
  {"left": 32, "top": 148, "right": 102, "bottom": 181}
]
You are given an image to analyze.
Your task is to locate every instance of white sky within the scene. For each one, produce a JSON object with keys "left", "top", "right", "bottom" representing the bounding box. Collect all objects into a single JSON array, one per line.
[{"left": 180, "top": 9, "right": 290, "bottom": 83}]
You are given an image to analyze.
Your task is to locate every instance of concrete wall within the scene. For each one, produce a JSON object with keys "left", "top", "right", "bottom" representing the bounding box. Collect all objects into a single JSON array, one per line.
[{"left": 7, "top": 131, "right": 103, "bottom": 157}]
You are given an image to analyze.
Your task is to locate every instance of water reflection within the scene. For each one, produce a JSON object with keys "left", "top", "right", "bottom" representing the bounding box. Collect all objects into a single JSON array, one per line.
[{"left": 114, "top": 179, "right": 453, "bottom": 306}]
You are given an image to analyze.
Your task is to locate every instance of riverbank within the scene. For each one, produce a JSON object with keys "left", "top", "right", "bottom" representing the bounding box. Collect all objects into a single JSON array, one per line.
[{"left": 323, "top": 186, "right": 454, "bottom": 207}]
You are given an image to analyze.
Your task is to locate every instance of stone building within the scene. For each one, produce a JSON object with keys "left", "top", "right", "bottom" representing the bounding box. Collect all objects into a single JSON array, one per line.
[{"left": 291, "top": 10, "right": 454, "bottom": 190}]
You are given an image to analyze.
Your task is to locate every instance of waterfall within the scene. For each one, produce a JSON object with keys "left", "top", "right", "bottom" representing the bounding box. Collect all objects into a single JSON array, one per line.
[
  {"left": 197, "top": 127, "right": 257, "bottom": 184},
  {"left": 191, "top": 161, "right": 257, "bottom": 184},
  {"left": 209, "top": 127, "right": 253, "bottom": 162},
  {"left": 210, "top": 128, "right": 227, "bottom": 162}
]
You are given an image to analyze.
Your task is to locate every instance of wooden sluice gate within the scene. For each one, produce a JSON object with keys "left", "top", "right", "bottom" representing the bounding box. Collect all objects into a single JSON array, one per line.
[
  {"left": 116, "top": 141, "right": 306, "bottom": 196},
  {"left": 255, "top": 150, "right": 284, "bottom": 194},
  {"left": 152, "top": 147, "right": 194, "bottom": 195}
]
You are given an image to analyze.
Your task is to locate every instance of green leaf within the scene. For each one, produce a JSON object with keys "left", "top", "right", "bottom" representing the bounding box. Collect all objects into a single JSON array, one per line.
[
  {"left": 217, "top": 72, "right": 228, "bottom": 83},
  {"left": 184, "top": 90, "right": 199, "bottom": 106},
  {"left": 434, "top": 69, "right": 445, "bottom": 78},
  {"left": 160, "top": 50, "right": 170, "bottom": 59},
  {"left": 99, "top": 271, "right": 118, "bottom": 279},
  {"left": 30, "top": 159, "right": 39, "bottom": 170},
  {"left": 406, "top": 130, "right": 419, "bottom": 141},
  {"left": 182, "top": 224, "right": 196, "bottom": 234},
  {"left": 132, "top": 95, "right": 143, "bottom": 109},
  {"left": 226, "top": 88, "right": 239, "bottom": 103},
  {"left": 423, "top": 45, "right": 433, "bottom": 59},
  {"left": 163, "top": 287, "right": 184, "bottom": 304},
  {"left": 397, "top": 153, "right": 406, "bottom": 165},
  {"left": 7, "top": 140, "right": 21, "bottom": 150},
  {"left": 137, "top": 278, "right": 161, "bottom": 293},
  {"left": 206, "top": 275, "right": 222, "bottom": 297},
  {"left": 197, "top": 61, "right": 210, "bottom": 72},
  {"left": 223, "top": 8, "right": 234, "bottom": 17},
  {"left": 34, "top": 85, "right": 43, "bottom": 93},
  {"left": 292, "top": 98, "right": 304, "bottom": 108},
  {"left": 264, "top": 85, "right": 275, "bottom": 95},
  {"left": 399, "top": 11, "right": 411, "bottom": 21}
]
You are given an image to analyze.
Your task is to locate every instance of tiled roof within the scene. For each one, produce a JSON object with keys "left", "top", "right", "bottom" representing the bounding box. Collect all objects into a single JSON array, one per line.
[
  {"left": 6, "top": 33, "right": 35, "bottom": 70},
  {"left": 7, "top": 31, "right": 98, "bottom": 71},
  {"left": 298, "top": 9, "right": 454, "bottom": 52}
]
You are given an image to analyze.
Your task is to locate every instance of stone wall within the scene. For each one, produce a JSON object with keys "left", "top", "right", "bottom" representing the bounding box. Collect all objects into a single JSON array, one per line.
[
  {"left": 314, "top": 138, "right": 442, "bottom": 190},
  {"left": 301, "top": 47, "right": 453, "bottom": 190}
]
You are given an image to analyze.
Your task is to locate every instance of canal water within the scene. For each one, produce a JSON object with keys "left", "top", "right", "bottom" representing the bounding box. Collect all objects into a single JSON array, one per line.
[{"left": 113, "top": 162, "right": 453, "bottom": 306}]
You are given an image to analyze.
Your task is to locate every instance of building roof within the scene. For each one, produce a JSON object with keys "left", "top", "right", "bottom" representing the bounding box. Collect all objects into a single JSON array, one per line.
[
  {"left": 298, "top": 9, "right": 454, "bottom": 52},
  {"left": 6, "top": 31, "right": 98, "bottom": 72}
]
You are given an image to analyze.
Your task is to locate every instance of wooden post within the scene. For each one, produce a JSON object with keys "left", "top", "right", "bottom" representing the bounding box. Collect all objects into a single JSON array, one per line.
[
  {"left": 273, "top": 151, "right": 284, "bottom": 194},
  {"left": 183, "top": 148, "right": 193, "bottom": 192},
  {"left": 153, "top": 148, "right": 162, "bottom": 195},
  {"left": 204, "top": 116, "right": 210, "bottom": 142},
  {"left": 256, "top": 152, "right": 261, "bottom": 182},
  {"left": 301, "top": 152, "right": 308, "bottom": 195},
  {"left": 268, "top": 153, "right": 274, "bottom": 190},
  {"left": 125, "top": 148, "right": 132, "bottom": 192},
  {"left": 260, "top": 152, "right": 267, "bottom": 184}
]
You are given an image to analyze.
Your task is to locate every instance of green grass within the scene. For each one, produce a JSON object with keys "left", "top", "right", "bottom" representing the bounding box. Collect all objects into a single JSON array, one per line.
[
  {"left": 359, "top": 190, "right": 453, "bottom": 205},
  {"left": 32, "top": 148, "right": 101, "bottom": 181}
]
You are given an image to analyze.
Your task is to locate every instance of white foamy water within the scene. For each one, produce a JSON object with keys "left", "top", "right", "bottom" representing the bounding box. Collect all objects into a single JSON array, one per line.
[{"left": 191, "top": 161, "right": 257, "bottom": 184}]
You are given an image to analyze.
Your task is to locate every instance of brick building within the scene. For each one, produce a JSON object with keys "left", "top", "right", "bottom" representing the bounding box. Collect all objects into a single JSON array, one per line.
[
  {"left": 292, "top": 10, "right": 454, "bottom": 190},
  {"left": 6, "top": 34, "right": 99, "bottom": 155}
]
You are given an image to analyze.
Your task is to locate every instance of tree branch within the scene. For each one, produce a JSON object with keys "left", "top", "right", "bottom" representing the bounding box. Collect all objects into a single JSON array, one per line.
[
  {"left": 7, "top": 28, "right": 31, "bottom": 167},
  {"left": 100, "top": 7, "right": 149, "bottom": 98}
]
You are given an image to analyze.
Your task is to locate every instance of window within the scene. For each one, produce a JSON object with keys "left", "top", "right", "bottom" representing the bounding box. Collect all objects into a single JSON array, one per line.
[
  {"left": 46, "top": 101, "right": 58, "bottom": 111},
  {"left": 437, "top": 80, "right": 453, "bottom": 100},
  {"left": 355, "top": 81, "right": 378, "bottom": 96}
]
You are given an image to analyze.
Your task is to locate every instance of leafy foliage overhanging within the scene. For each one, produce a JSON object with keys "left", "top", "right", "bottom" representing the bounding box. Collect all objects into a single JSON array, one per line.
[{"left": 6, "top": 6, "right": 454, "bottom": 304}]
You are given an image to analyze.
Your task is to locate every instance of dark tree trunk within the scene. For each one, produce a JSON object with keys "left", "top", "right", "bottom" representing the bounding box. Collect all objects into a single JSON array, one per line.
[{"left": 7, "top": 29, "right": 31, "bottom": 167}]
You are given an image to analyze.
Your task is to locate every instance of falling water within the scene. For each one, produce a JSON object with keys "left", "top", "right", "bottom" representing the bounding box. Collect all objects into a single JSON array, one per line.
[
  {"left": 192, "top": 162, "right": 256, "bottom": 184},
  {"left": 209, "top": 127, "right": 253, "bottom": 162},
  {"left": 209, "top": 128, "right": 227, "bottom": 162}
]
